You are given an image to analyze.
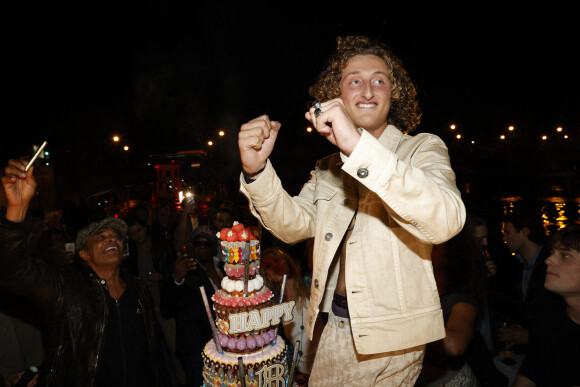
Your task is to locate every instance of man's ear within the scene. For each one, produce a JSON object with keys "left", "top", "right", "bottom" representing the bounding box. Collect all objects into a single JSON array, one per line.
[
  {"left": 78, "top": 249, "right": 89, "bottom": 262},
  {"left": 521, "top": 226, "right": 531, "bottom": 240}
]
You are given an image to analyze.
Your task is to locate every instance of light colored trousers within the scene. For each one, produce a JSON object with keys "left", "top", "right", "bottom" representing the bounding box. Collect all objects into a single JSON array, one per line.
[{"left": 309, "top": 311, "right": 425, "bottom": 386}]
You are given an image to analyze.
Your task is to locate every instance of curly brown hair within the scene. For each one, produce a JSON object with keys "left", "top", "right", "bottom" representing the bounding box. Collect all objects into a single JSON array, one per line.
[{"left": 309, "top": 35, "right": 422, "bottom": 133}]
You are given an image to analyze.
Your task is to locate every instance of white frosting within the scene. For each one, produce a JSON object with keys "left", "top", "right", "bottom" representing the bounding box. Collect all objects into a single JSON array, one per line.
[
  {"left": 221, "top": 275, "right": 264, "bottom": 294},
  {"left": 235, "top": 280, "right": 244, "bottom": 292}
]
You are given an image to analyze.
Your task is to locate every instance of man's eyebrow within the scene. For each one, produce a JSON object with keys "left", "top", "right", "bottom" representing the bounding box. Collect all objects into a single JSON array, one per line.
[
  {"left": 344, "top": 70, "right": 389, "bottom": 77},
  {"left": 553, "top": 247, "right": 575, "bottom": 253}
]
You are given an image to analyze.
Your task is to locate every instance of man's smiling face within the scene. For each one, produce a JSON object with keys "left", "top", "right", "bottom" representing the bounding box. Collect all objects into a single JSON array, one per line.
[
  {"left": 340, "top": 54, "right": 392, "bottom": 137},
  {"left": 79, "top": 227, "right": 124, "bottom": 270}
]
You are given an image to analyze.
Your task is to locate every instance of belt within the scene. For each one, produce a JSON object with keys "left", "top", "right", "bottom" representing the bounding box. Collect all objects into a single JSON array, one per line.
[{"left": 331, "top": 292, "right": 349, "bottom": 318}]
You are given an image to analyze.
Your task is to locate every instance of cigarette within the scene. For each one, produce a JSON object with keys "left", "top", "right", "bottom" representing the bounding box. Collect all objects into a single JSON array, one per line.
[{"left": 25, "top": 141, "right": 47, "bottom": 171}]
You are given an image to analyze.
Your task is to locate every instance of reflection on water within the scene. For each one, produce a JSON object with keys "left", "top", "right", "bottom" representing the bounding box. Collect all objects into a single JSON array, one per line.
[{"left": 500, "top": 190, "right": 580, "bottom": 236}]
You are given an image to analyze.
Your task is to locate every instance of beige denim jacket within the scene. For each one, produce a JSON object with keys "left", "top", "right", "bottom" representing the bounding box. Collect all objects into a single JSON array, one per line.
[{"left": 240, "top": 125, "right": 466, "bottom": 354}]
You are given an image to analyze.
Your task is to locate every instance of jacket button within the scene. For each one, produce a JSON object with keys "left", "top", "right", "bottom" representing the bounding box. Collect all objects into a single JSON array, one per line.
[
  {"left": 343, "top": 198, "right": 349, "bottom": 205},
  {"left": 314, "top": 279, "right": 319, "bottom": 288},
  {"left": 357, "top": 167, "right": 369, "bottom": 178},
  {"left": 338, "top": 321, "right": 345, "bottom": 328},
  {"left": 325, "top": 233, "right": 333, "bottom": 241},
  {"left": 310, "top": 317, "right": 313, "bottom": 324}
]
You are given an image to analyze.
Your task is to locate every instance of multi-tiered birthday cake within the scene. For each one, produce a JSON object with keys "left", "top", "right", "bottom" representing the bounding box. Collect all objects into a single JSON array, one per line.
[{"left": 201, "top": 222, "right": 295, "bottom": 386}]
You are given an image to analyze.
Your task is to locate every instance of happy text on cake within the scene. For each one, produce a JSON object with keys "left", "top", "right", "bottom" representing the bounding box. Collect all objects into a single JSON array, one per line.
[{"left": 227, "top": 301, "right": 295, "bottom": 334}]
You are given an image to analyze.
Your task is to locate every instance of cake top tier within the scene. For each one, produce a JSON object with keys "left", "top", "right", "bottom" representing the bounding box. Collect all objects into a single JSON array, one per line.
[
  {"left": 217, "top": 221, "right": 259, "bottom": 243},
  {"left": 217, "top": 222, "right": 261, "bottom": 264}
]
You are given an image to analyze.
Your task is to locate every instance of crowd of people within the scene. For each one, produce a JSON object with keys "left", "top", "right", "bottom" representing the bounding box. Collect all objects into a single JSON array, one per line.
[{"left": 1, "top": 33, "right": 579, "bottom": 387}]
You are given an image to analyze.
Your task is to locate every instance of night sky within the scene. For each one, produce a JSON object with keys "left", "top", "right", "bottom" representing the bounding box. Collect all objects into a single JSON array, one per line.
[{"left": 3, "top": 4, "right": 579, "bottom": 200}]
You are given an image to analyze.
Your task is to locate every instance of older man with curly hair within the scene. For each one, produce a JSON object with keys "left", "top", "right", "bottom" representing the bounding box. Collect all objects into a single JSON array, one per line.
[{"left": 238, "top": 35, "right": 466, "bottom": 386}]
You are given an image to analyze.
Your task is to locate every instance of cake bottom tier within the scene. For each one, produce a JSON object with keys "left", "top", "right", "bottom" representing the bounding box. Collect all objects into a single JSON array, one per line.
[{"left": 202, "top": 336, "right": 289, "bottom": 387}]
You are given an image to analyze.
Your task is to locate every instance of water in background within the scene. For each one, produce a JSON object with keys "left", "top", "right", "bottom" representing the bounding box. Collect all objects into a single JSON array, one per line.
[{"left": 500, "top": 187, "right": 580, "bottom": 237}]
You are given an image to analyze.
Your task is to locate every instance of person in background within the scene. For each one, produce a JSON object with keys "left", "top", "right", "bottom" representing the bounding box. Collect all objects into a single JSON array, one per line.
[
  {"left": 416, "top": 230, "right": 507, "bottom": 386},
  {"left": 0, "top": 157, "right": 173, "bottom": 386},
  {"left": 498, "top": 207, "right": 558, "bottom": 350},
  {"left": 173, "top": 196, "right": 198, "bottom": 255},
  {"left": 463, "top": 213, "right": 497, "bottom": 277},
  {"left": 462, "top": 213, "right": 500, "bottom": 352},
  {"left": 132, "top": 203, "right": 153, "bottom": 227},
  {"left": 125, "top": 215, "right": 184, "bottom": 386},
  {"left": 125, "top": 215, "right": 176, "bottom": 298},
  {"left": 160, "top": 226, "right": 224, "bottom": 387},
  {"left": 238, "top": 35, "right": 465, "bottom": 385},
  {"left": 261, "top": 247, "right": 323, "bottom": 385},
  {"left": 512, "top": 222, "right": 580, "bottom": 386},
  {"left": 149, "top": 198, "right": 178, "bottom": 248},
  {"left": 211, "top": 206, "right": 234, "bottom": 232}
]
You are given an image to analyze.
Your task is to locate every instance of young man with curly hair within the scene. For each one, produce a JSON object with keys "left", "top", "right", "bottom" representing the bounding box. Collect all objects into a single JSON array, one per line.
[{"left": 238, "top": 35, "right": 466, "bottom": 385}]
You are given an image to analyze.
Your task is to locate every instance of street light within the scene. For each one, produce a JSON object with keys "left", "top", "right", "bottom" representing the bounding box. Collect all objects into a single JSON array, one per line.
[
  {"left": 306, "top": 127, "right": 313, "bottom": 133},
  {"left": 218, "top": 130, "right": 225, "bottom": 137},
  {"left": 113, "top": 135, "right": 120, "bottom": 142}
]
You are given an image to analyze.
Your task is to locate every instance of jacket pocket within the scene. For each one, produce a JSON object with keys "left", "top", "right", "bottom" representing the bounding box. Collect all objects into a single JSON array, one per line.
[
  {"left": 314, "top": 180, "right": 338, "bottom": 203},
  {"left": 313, "top": 181, "right": 338, "bottom": 226}
]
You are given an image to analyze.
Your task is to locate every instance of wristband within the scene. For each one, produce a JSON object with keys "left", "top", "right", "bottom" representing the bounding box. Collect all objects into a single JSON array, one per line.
[{"left": 242, "top": 165, "right": 266, "bottom": 184}]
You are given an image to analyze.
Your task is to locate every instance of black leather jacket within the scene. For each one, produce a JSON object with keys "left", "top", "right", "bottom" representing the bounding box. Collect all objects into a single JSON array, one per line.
[{"left": 0, "top": 212, "right": 172, "bottom": 386}]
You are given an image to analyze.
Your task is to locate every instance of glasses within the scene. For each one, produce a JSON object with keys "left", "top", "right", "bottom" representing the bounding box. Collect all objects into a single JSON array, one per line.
[{"left": 193, "top": 241, "right": 213, "bottom": 248}]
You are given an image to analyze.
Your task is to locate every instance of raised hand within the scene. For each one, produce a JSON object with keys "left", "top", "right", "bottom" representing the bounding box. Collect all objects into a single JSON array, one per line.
[
  {"left": 305, "top": 98, "right": 361, "bottom": 156},
  {"left": 1, "top": 158, "right": 37, "bottom": 222},
  {"left": 238, "top": 115, "right": 281, "bottom": 175},
  {"left": 173, "top": 253, "right": 197, "bottom": 283}
]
